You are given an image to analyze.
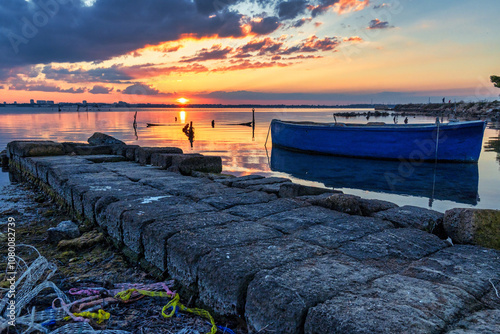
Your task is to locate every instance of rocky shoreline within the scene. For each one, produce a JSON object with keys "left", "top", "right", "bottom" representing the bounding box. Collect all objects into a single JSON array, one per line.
[
  {"left": 393, "top": 100, "right": 500, "bottom": 120},
  {"left": 2, "top": 134, "right": 500, "bottom": 333}
]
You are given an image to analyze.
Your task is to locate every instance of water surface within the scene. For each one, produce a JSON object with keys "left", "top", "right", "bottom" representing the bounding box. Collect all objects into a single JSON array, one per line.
[{"left": 1, "top": 107, "right": 498, "bottom": 212}]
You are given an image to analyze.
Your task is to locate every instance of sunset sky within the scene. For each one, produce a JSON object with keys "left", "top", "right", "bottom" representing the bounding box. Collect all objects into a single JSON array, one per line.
[{"left": 0, "top": 0, "right": 499, "bottom": 105}]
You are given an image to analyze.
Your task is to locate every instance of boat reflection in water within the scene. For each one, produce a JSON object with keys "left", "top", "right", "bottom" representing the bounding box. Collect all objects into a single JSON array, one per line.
[{"left": 270, "top": 147, "right": 480, "bottom": 206}]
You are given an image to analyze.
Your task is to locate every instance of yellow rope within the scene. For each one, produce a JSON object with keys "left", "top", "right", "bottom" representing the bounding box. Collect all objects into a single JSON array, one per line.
[
  {"left": 64, "top": 309, "right": 110, "bottom": 324},
  {"left": 162, "top": 294, "right": 217, "bottom": 334},
  {"left": 114, "top": 288, "right": 174, "bottom": 301}
]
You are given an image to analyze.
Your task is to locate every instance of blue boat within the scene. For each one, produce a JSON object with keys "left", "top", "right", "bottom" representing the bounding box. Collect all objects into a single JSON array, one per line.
[{"left": 270, "top": 119, "right": 486, "bottom": 162}]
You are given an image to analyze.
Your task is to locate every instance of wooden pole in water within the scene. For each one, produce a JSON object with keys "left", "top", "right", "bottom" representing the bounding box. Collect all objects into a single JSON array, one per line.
[{"left": 252, "top": 108, "right": 255, "bottom": 139}]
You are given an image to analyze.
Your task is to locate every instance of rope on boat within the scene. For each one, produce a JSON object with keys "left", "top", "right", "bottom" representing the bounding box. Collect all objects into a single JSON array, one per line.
[{"left": 264, "top": 122, "right": 272, "bottom": 148}]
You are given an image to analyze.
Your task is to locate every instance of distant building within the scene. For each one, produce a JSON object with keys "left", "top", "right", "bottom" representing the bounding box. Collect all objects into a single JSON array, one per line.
[
  {"left": 14, "top": 101, "right": 17, "bottom": 104},
  {"left": 36, "top": 100, "right": 47, "bottom": 104},
  {"left": 30, "top": 99, "right": 35, "bottom": 104},
  {"left": 47, "top": 101, "right": 54, "bottom": 105},
  {"left": 83, "top": 100, "right": 87, "bottom": 105}
]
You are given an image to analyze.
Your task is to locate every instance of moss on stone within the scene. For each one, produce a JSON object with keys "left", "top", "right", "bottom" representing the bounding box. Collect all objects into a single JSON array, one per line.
[{"left": 473, "top": 210, "right": 500, "bottom": 250}]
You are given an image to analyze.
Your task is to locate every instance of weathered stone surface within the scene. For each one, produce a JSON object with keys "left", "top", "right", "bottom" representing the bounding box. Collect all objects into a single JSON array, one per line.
[
  {"left": 135, "top": 147, "right": 183, "bottom": 165},
  {"left": 322, "top": 193, "right": 363, "bottom": 215},
  {"left": 338, "top": 228, "right": 448, "bottom": 273},
  {"left": 258, "top": 206, "right": 349, "bottom": 234},
  {"left": 446, "top": 309, "right": 500, "bottom": 334},
  {"left": 143, "top": 212, "right": 241, "bottom": 272},
  {"left": 8, "top": 141, "right": 65, "bottom": 158},
  {"left": 199, "top": 189, "right": 276, "bottom": 210},
  {"left": 177, "top": 156, "right": 223, "bottom": 175},
  {"left": 304, "top": 275, "right": 475, "bottom": 334},
  {"left": 223, "top": 198, "right": 310, "bottom": 220},
  {"left": 374, "top": 205, "right": 443, "bottom": 231},
  {"left": 167, "top": 222, "right": 283, "bottom": 287},
  {"left": 293, "top": 215, "right": 393, "bottom": 250},
  {"left": 74, "top": 145, "right": 113, "bottom": 156},
  {"left": 34, "top": 156, "right": 93, "bottom": 183},
  {"left": 403, "top": 245, "right": 500, "bottom": 299},
  {"left": 232, "top": 177, "right": 291, "bottom": 189},
  {"left": 141, "top": 176, "right": 230, "bottom": 201},
  {"left": 101, "top": 162, "right": 172, "bottom": 181},
  {"left": 121, "top": 197, "right": 215, "bottom": 256},
  {"left": 246, "top": 182, "right": 291, "bottom": 194},
  {"left": 151, "top": 153, "right": 202, "bottom": 169},
  {"left": 358, "top": 198, "right": 399, "bottom": 216},
  {"left": 124, "top": 145, "right": 140, "bottom": 161},
  {"left": 444, "top": 208, "right": 500, "bottom": 250},
  {"left": 87, "top": 132, "right": 126, "bottom": 146},
  {"left": 83, "top": 155, "right": 126, "bottom": 163},
  {"left": 218, "top": 174, "right": 264, "bottom": 186},
  {"left": 197, "top": 238, "right": 327, "bottom": 316},
  {"left": 246, "top": 254, "right": 384, "bottom": 334},
  {"left": 47, "top": 221, "right": 80, "bottom": 243},
  {"left": 57, "top": 230, "right": 105, "bottom": 250},
  {"left": 0, "top": 150, "right": 8, "bottom": 167},
  {"left": 103, "top": 195, "right": 214, "bottom": 248},
  {"left": 279, "top": 183, "right": 337, "bottom": 198}
]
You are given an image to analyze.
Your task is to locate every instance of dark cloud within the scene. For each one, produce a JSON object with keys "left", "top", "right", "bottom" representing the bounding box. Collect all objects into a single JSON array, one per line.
[
  {"left": 277, "top": 1, "right": 308, "bottom": 20},
  {"left": 250, "top": 17, "right": 281, "bottom": 35},
  {"left": 0, "top": 0, "right": 251, "bottom": 71},
  {"left": 89, "top": 85, "right": 114, "bottom": 94},
  {"left": 42, "top": 65, "right": 133, "bottom": 83},
  {"left": 292, "top": 17, "right": 312, "bottom": 28},
  {"left": 122, "top": 83, "right": 164, "bottom": 96},
  {"left": 180, "top": 45, "right": 233, "bottom": 63},
  {"left": 238, "top": 37, "right": 284, "bottom": 55},
  {"left": 280, "top": 35, "right": 340, "bottom": 54},
  {"left": 211, "top": 60, "right": 290, "bottom": 72},
  {"left": 8, "top": 80, "right": 86, "bottom": 94},
  {"left": 367, "top": 19, "right": 392, "bottom": 29}
]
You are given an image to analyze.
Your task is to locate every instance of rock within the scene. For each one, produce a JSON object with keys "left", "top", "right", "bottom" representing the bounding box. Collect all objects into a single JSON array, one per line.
[
  {"left": 177, "top": 156, "right": 223, "bottom": 175},
  {"left": 199, "top": 189, "right": 276, "bottom": 210},
  {"left": 279, "top": 183, "right": 337, "bottom": 198},
  {"left": 87, "top": 132, "right": 126, "bottom": 146},
  {"left": 374, "top": 205, "right": 443, "bottom": 231},
  {"left": 0, "top": 150, "right": 8, "bottom": 167},
  {"left": 57, "top": 231, "right": 105, "bottom": 250},
  {"left": 47, "top": 221, "right": 80, "bottom": 243},
  {"left": 84, "top": 155, "right": 126, "bottom": 163},
  {"left": 197, "top": 237, "right": 327, "bottom": 316},
  {"left": 232, "top": 177, "right": 291, "bottom": 189},
  {"left": 220, "top": 174, "right": 264, "bottom": 186},
  {"left": 403, "top": 245, "right": 500, "bottom": 299},
  {"left": 73, "top": 145, "right": 114, "bottom": 156},
  {"left": 446, "top": 309, "right": 500, "bottom": 334},
  {"left": 135, "top": 147, "right": 183, "bottom": 165},
  {"left": 304, "top": 274, "right": 476, "bottom": 334},
  {"left": 151, "top": 153, "right": 202, "bottom": 169},
  {"left": 358, "top": 198, "right": 399, "bottom": 216},
  {"left": 323, "top": 194, "right": 363, "bottom": 215},
  {"left": 7, "top": 141, "right": 65, "bottom": 158},
  {"left": 223, "top": 198, "right": 310, "bottom": 220},
  {"left": 246, "top": 254, "right": 384, "bottom": 334},
  {"left": 443, "top": 208, "right": 500, "bottom": 250}
]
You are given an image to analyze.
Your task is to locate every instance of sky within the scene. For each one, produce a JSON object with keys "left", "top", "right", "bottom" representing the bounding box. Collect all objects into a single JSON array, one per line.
[{"left": 0, "top": 0, "right": 499, "bottom": 105}]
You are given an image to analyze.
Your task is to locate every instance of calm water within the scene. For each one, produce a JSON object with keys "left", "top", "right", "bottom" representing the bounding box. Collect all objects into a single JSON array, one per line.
[{"left": 1, "top": 107, "right": 499, "bottom": 212}]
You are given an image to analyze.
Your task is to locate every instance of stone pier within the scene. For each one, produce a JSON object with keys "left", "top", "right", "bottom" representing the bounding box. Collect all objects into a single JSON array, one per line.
[{"left": 5, "top": 135, "right": 500, "bottom": 334}]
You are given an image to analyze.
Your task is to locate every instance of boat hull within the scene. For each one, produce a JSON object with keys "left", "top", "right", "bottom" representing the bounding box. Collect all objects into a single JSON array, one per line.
[{"left": 270, "top": 119, "right": 486, "bottom": 162}]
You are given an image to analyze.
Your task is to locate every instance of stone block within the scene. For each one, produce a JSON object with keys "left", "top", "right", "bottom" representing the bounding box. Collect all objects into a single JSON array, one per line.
[
  {"left": 245, "top": 254, "right": 384, "bottom": 334},
  {"left": 177, "top": 156, "right": 223, "bottom": 175},
  {"left": 223, "top": 198, "right": 310, "bottom": 220},
  {"left": 199, "top": 189, "right": 276, "bottom": 210},
  {"left": 47, "top": 221, "right": 80, "bottom": 243},
  {"left": 124, "top": 145, "right": 140, "bottom": 161},
  {"left": 358, "top": 198, "right": 399, "bottom": 216},
  {"left": 258, "top": 206, "right": 349, "bottom": 234},
  {"left": 374, "top": 205, "right": 443, "bottom": 231},
  {"left": 403, "top": 245, "right": 500, "bottom": 299},
  {"left": 232, "top": 177, "right": 291, "bottom": 189},
  {"left": 167, "top": 222, "right": 283, "bottom": 287},
  {"left": 219, "top": 174, "right": 264, "bottom": 186},
  {"left": 151, "top": 153, "right": 201, "bottom": 169},
  {"left": 304, "top": 275, "right": 475, "bottom": 334},
  {"left": 87, "top": 132, "right": 126, "bottom": 146},
  {"left": 73, "top": 145, "right": 114, "bottom": 156},
  {"left": 135, "top": 147, "right": 183, "bottom": 165},
  {"left": 197, "top": 237, "right": 327, "bottom": 316},
  {"left": 83, "top": 155, "right": 126, "bottom": 163},
  {"left": 7, "top": 141, "right": 65, "bottom": 158},
  {"left": 143, "top": 212, "right": 241, "bottom": 272},
  {"left": 293, "top": 215, "right": 393, "bottom": 250},
  {"left": 279, "top": 183, "right": 337, "bottom": 198},
  {"left": 338, "top": 228, "right": 448, "bottom": 272},
  {"left": 321, "top": 193, "right": 363, "bottom": 215},
  {"left": 443, "top": 208, "right": 500, "bottom": 250},
  {"left": 446, "top": 309, "right": 500, "bottom": 334}
]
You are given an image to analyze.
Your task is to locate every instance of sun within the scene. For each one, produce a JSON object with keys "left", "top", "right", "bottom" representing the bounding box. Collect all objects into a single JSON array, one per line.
[{"left": 176, "top": 97, "right": 189, "bottom": 104}]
